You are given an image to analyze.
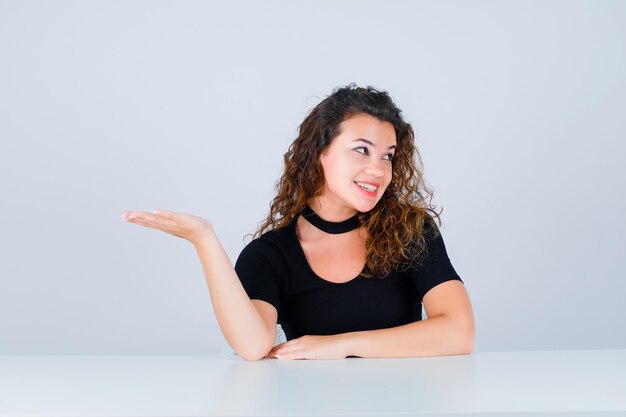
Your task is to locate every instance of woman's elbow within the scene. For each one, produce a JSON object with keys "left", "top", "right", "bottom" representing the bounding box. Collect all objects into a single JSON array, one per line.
[
  {"left": 240, "top": 352, "right": 266, "bottom": 361},
  {"left": 455, "top": 318, "right": 475, "bottom": 355},
  {"left": 238, "top": 347, "right": 268, "bottom": 361},
  {"left": 237, "top": 338, "right": 274, "bottom": 361},
  {"left": 462, "top": 336, "right": 474, "bottom": 354},
  {"left": 460, "top": 326, "right": 475, "bottom": 354}
]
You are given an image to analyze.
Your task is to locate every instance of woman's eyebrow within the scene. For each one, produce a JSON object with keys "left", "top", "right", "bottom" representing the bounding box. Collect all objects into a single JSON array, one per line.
[{"left": 352, "top": 138, "right": 396, "bottom": 149}]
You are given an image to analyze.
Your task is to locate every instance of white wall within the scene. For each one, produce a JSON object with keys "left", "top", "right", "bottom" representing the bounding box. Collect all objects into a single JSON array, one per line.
[{"left": 1, "top": 0, "right": 624, "bottom": 354}]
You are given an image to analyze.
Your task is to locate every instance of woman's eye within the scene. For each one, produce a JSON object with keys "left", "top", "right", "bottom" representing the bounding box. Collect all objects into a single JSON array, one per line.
[
  {"left": 355, "top": 147, "right": 368, "bottom": 155},
  {"left": 384, "top": 153, "right": 394, "bottom": 161}
]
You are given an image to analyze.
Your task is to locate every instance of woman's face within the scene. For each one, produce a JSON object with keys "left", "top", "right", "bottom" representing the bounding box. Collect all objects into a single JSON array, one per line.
[{"left": 317, "top": 113, "right": 397, "bottom": 215}]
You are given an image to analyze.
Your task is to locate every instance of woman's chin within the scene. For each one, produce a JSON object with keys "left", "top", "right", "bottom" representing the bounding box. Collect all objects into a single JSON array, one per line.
[{"left": 352, "top": 201, "right": 378, "bottom": 213}]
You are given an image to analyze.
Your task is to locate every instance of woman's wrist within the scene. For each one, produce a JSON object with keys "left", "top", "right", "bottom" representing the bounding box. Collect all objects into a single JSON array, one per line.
[
  {"left": 336, "top": 332, "right": 359, "bottom": 358},
  {"left": 191, "top": 225, "right": 216, "bottom": 249}
]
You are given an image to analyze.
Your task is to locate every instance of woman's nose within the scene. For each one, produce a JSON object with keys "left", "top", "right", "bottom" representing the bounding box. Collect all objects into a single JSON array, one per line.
[{"left": 365, "top": 159, "right": 386, "bottom": 177}]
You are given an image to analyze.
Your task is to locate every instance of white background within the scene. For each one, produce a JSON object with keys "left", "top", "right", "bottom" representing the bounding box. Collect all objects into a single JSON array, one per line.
[{"left": 1, "top": 0, "right": 624, "bottom": 354}]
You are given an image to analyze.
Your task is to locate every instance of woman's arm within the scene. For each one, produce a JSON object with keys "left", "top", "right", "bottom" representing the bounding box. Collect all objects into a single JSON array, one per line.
[
  {"left": 193, "top": 232, "right": 276, "bottom": 361},
  {"left": 266, "top": 280, "right": 473, "bottom": 359},
  {"left": 121, "top": 209, "right": 274, "bottom": 361},
  {"left": 343, "top": 280, "right": 474, "bottom": 358}
]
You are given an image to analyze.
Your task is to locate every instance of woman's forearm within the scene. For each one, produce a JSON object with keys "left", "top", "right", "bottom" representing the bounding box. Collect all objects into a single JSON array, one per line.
[
  {"left": 342, "top": 314, "right": 474, "bottom": 358},
  {"left": 193, "top": 232, "right": 274, "bottom": 361}
]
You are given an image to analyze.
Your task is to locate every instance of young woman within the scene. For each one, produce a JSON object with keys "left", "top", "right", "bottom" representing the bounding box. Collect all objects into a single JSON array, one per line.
[{"left": 121, "top": 84, "right": 475, "bottom": 361}]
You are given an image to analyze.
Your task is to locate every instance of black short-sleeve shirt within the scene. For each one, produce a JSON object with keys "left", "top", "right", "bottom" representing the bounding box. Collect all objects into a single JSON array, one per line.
[{"left": 234, "top": 216, "right": 462, "bottom": 341}]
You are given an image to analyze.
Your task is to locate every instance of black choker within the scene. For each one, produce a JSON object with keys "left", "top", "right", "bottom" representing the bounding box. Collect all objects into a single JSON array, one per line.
[{"left": 301, "top": 205, "right": 360, "bottom": 234}]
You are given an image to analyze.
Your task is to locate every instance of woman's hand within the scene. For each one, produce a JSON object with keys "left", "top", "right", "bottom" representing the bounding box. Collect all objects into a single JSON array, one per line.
[
  {"left": 265, "top": 334, "right": 351, "bottom": 360},
  {"left": 121, "top": 209, "right": 214, "bottom": 245}
]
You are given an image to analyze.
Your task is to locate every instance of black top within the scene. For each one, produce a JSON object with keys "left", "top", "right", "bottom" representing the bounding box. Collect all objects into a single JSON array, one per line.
[{"left": 234, "top": 216, "right": 463, "bottom": 341}]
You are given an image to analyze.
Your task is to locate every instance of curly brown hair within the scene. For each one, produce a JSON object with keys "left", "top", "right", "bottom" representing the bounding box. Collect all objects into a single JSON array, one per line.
[{"left": 252, "top": 83, "right": 443, "bottom": 278}]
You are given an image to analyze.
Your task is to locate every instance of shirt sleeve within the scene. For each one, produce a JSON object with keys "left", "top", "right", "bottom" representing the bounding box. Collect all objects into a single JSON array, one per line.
[
  {"left": 410, "top": 222, "right": 463, "bottom": 302},
  {"left": 234, "top": 238, "right": 281, "bottom": 312}
]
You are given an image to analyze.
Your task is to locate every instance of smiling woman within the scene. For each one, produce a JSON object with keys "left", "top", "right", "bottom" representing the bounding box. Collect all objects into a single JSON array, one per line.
[
  {"left": 122, "top": 83, "right": 474, "bottom": 361},
  {"left": 315, "top": 114, "right": 397, "bottom": 213}
]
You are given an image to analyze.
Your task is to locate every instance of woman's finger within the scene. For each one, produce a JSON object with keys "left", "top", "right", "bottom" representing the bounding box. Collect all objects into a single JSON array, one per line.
[
  {"left": 121, "top": 209, "right": 211, "bottom": 243},
  {"left": 123, "top": 211, "right": 164, "bottom": 222},
  {"left": 151, "top": 209, "right": 178, "bottom": 219},
  {"left": 142, "top": 216, "right": 178, "bottom": 231},
  {"left": 122, "top": 211, "right": 179, "bottom": 232}
]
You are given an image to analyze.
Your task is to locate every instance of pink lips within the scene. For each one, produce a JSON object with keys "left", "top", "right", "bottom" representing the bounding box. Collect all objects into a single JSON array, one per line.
[
  {"left": 355, "top": 181, "right": 381, "bottom": 187},
  {"left": 354, "top": 181, "right": 378, "bottom": 197}
]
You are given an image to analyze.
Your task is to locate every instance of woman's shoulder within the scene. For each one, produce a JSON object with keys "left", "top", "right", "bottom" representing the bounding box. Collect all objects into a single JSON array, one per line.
[
  {"left": 398, "top": 213, "right": 443, "bottom": 264},
  {"left": 239, "top": 219, "right": 296, "bottom": 257},
  {"left": 421, "top": 214, "right": 442, "bottom": 239},
  {"left": 403, "top": 212, "right": 440, "bottom": 243}
]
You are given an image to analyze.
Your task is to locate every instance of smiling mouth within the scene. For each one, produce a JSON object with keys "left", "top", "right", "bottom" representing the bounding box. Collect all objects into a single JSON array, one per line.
[{"left": 354, "top": 182, "right": 379, "bottom": 192}]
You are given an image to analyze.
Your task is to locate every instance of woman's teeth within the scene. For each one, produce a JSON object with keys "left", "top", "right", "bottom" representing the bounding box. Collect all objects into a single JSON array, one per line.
[{"left": 355, "top": 182, "right": 378, "bottom": 192}]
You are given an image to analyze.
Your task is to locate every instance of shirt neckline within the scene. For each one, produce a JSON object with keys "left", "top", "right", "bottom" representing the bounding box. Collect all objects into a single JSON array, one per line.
[{"left": 290, "top": 216, "right": 365, "bottom": 286}]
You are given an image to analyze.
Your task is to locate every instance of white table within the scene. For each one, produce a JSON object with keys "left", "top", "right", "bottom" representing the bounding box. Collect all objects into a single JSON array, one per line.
[{"left": 1, "top": 350, "right": 625, "bottom": 416}]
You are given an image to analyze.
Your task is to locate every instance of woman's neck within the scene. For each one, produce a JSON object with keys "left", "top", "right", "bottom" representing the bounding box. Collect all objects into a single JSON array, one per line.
[{"left": 306, "top": 197, "right": 358, "bottom": 223}]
